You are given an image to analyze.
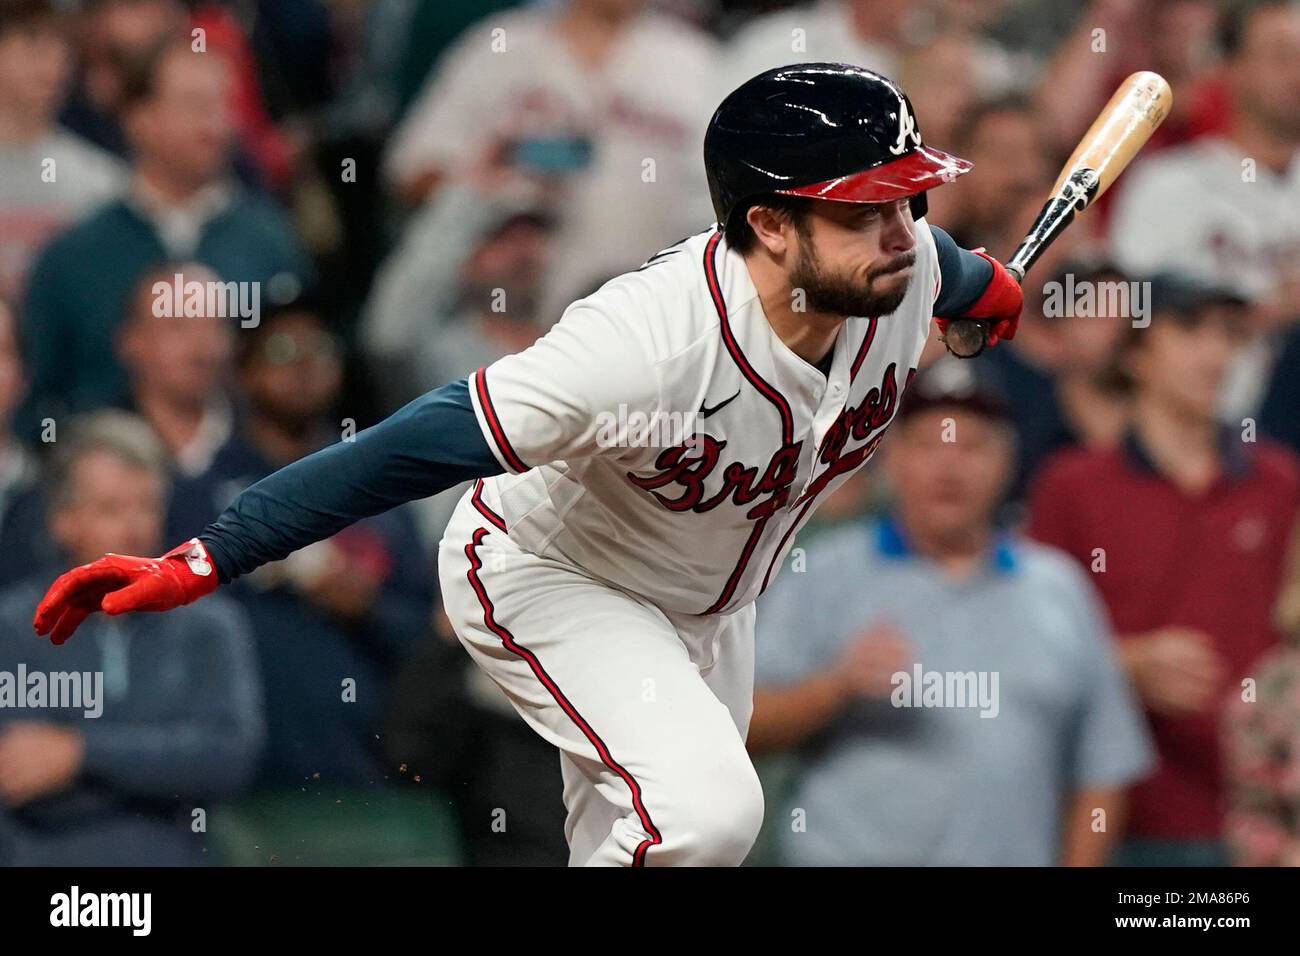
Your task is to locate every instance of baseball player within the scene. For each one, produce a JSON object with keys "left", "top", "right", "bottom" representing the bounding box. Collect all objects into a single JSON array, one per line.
[{"left": 33, "top": 64, "right": 1024, "bottom": 866}]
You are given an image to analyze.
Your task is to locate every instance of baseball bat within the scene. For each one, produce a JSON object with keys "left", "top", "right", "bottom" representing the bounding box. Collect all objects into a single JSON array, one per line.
[{"left": 941, "top": 70, "right": 1173, "bottom": 358}]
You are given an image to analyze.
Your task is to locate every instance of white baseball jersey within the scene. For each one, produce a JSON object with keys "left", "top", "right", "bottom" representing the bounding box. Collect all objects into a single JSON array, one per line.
[
  {"left": 466, "top": 222, "right": 940, "bottom": 617},
  {"left": 1110, "top": 137, "right": 1300, "bottom": 301}
]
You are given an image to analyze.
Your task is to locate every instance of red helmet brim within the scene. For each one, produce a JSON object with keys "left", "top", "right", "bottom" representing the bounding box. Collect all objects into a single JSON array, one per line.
[{"left": 777, "top": 145, "right": 972, "bottom": 204}]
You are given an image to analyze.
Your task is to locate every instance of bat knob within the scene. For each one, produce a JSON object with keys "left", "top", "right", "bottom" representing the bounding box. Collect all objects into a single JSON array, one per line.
[{"left": 941, "top": 319, "right": 989, "bottom": 359}]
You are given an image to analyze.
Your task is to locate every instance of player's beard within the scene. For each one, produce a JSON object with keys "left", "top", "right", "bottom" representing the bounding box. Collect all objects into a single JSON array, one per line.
[{"left": 790, "top": 241, "right": 915, "bottom": 318}]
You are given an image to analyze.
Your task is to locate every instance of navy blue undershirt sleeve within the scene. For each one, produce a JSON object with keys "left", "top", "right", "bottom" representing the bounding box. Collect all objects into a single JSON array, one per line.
[
  {"left": 930, "top": 224, "right": 995, "bottom": 317},
  {"left": 199, "top": 377, "right": 502, "bottom": 582}
]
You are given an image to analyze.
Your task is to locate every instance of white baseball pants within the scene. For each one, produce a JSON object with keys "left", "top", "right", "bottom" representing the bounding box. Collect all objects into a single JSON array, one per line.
[{"left": 438, "top": 485, "right": 762, "bottom": 866}]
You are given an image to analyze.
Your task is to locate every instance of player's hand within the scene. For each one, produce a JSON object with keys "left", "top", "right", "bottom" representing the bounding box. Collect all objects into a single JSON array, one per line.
[
  {"left": 32, "top": 538, "right": 220, "bottom": 646},
  {"left": 934, "top": 249, "right": 1024, "bottom": 349},
  {"left": 835, "top": 623, "right": 914, "bottom": 699},
  {"left": 1121, "top": 627, "right": 1225, "bottom": 715}
]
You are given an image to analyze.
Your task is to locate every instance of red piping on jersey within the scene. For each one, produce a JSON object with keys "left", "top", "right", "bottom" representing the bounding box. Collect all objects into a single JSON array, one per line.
[
  {"left": 761, "top": 318, "right": 882, "bottom": 593},
  {"left": 757, "top": 414, "right": 851, "bottom": 594},
  {"left": 704, "top": 230, "right": 794, "bottom": 445},
  {"left": 464, "top": 527, "right": 663, "bottom": 866},
  {"left": 474, "top": 367, "right": 529, "bottom": 474},
  {"left": 471, "top": 479, "right": 506, "bottom": 532},
  {"left": 703, "top": 515, "right": 772, "bottom": 615},
  {"left": 849, "top": 316, "right": 880, "bottom": 381}
]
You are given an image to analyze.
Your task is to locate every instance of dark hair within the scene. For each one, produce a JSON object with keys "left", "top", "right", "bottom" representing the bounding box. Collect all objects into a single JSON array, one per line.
[
  {"left": 0, "top": 0, "right": 58, "bottom": 37},
  {"left": 952, "top": 96, "right": 1036, "bottom": 152},
  {"left": 1101, "top": 297, "right": 1245, "bottom": 394},
  {"left": 1220, "top": 0, "right": 1287, "bottom": 58},
  {"left": 723, "top": 193, "right": 814, "bottom": 253},
  {"left": 236, "top": 291, "right": 334, "bottom": 368},
  {"left": 47, "top": 410, "right": 170, "bottom": 511},
  {"left": 118, "top": 34, "right": 197, "bottom": 112}
]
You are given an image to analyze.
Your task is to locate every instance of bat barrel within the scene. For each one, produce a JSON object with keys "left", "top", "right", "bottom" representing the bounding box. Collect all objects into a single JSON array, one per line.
[{"left": 942, "top": 72, "right": 1170, "bottom": 361}]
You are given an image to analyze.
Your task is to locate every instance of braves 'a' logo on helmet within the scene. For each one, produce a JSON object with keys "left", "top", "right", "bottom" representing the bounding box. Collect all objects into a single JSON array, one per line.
[{"left": 889, "top": 99, "right": 922, "bottom": 156}]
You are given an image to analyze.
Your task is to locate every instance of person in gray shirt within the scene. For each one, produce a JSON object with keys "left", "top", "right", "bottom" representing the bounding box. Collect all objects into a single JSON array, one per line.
[
  {"left": 0, "top": 411, "right": 263, "bottom": 865},
  {"left": 0, "top": 0, "right": 125, "bottom": 302},
  {"left": 751, "top": 362, "right": 1153, "bottom": 866}
]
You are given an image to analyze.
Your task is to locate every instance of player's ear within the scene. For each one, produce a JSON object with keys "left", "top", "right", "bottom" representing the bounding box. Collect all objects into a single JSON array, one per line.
[{"left": 745, "top": 204, "right": 794, "bottom": 258}]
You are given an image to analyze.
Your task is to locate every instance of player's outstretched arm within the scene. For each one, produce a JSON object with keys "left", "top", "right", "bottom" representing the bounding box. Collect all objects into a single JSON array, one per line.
[{"left": 33, "top": 378, "right": 501, "bottom": 644}]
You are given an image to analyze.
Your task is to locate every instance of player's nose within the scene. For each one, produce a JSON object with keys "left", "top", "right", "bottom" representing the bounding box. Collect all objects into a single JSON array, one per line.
[{"left": 880, "top": 202, "right": 917, "bottom": 255}]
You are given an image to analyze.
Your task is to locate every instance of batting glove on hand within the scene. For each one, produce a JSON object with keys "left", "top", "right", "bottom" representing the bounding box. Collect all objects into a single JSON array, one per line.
[
  {"left": 33, "top": 538, "right": 220, "bottom": 645},
  {"left": 934, "top": 249, "right": 1023, "bottom": 348}
]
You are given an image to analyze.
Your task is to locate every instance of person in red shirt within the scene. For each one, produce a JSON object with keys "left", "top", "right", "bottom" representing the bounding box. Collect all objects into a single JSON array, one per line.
[{"left": 1028, "top": 272, "right": 1300, "bottom": 866}]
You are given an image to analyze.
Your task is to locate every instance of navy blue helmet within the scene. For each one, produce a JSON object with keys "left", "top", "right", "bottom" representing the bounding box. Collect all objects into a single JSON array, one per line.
[{"left": 704, "top": 63, "right": 972, "bottom": 230}]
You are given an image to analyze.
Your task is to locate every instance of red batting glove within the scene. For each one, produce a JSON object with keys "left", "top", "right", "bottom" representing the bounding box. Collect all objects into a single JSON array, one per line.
[
  {"left": 934, "top": 249, "right": 1023, "bottom": 348},
  {"left": 32, "top": 538, "right": 220, "bottom": 645}
]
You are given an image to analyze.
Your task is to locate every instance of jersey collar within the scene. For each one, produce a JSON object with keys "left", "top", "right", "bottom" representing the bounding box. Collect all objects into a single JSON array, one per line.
[{"left": 873, "top": 515, "right": 1019, "bottom": 575}]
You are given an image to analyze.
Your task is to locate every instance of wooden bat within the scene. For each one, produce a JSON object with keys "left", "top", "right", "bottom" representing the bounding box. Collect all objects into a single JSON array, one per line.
[{"left": 942, "top": 70, "right": 1174, "bottom": 358}]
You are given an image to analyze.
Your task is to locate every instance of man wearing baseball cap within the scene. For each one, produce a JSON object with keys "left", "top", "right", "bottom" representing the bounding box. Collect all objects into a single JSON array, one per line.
[{"left": 750, "top": 359, "right": 1153, "bottom": 865}]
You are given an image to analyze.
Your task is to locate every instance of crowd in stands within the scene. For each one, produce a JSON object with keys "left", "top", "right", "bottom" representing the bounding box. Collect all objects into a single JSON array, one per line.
[{"left": 0, "top": 0, "right": 1297, "bottom": 867}]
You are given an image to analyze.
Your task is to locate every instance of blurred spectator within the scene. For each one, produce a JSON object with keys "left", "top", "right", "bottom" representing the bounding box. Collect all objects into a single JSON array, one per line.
[
  {"left": 393, "top": 0, "right": 522, "bottom": 117},
  {"left": 1029, "top": 272, "right": 1300, "bottom": 866},
  {"left": 1222, "top": 590, "right": 1300, "bottom": 865},
  {"left": 725, "top": 0, "right": 910, "bottom": 84},
  {"left": 750, "top": 362, "right": 1153, "bottom": 865},
  {"left": 362, "top": 187, "right": 555, "bottom": 410},
  {"left": 725, "top": 0, "right": 1020, "bottom": 103},
  {"left": 60, "top": 0, "right": 296, "bottom": 192},
  {"left": 1223, "top": 509, "right": 1300, "bottom": 866},
  {"left": 1108, "top": 1, "right": 1300, "bottom": 425},
  {"left": 111, "top": 261, "right": 269, "bottom": 542},
  {"left": 978, "top": 259, "right": 1136, "bottom": 504},
  {"left": 188, "top": 3, "right": 300, "bottom": 195},
  {"left": 0, "top": 410, "right": 262, "bottom": 865},
  {"left": 212, "top": 301, "right": 433, "bottom": 790},
  {"left": 116, "top": 263, "right": 236, "bottom": 473},
  {"left": 896, "top": 33, "right": 984, "bottom": 184},
  {"left": 938, "top": 101, "right": 1053, "bottom": 253},
  {"left": 20, "top": 35, "right": 310, "bottom": 434},
  {"left": 1222, "top": 497, "right": 1300, "bottom": 867},
  {"left": 385, "top": 0, "right": 717, "bottom": 321},
  {"left": 363, "top": 186, "right": 556, "bottom": 548},
  {"left": 58, "top": 0, "right": 184, "bottom": 157},
  {"left": 0, "top": 0, "right": 125, "bottom": 302},
  {"left": 1036, "top": 0, "right": 1227, "bottom": 156}
]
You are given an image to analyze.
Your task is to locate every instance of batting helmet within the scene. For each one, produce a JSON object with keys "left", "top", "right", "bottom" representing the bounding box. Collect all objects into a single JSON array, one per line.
[{"left": 704, "top": 63, "right": 972, "bottom": 234}]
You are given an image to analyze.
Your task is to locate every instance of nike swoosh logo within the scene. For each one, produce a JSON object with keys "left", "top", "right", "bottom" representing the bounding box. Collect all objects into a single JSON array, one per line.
[
  {"left": 637, "top": 248, "right": 682, "bottom": 271},
  {"left": 699, "top": 390, "right": 740, "bottom": 418}
]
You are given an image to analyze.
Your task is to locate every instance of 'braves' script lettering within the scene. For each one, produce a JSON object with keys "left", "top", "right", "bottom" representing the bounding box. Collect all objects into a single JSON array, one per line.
[
  {"left": 629, "top": 438, "right": 802, "bottom": 520},
  {"left": 629, "top": 364, "right": 916, "bottom": 520}
]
